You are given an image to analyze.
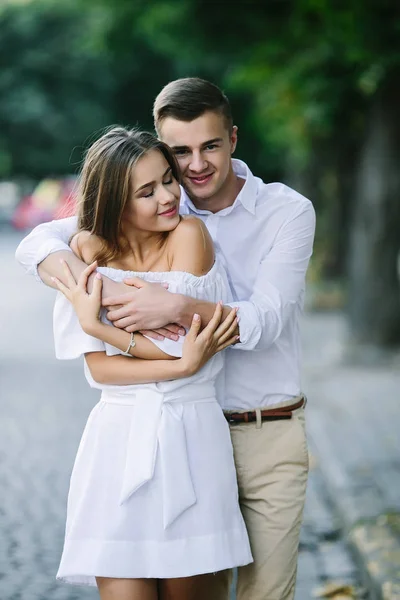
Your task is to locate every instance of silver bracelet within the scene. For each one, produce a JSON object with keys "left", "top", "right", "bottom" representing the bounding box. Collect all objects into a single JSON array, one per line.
[{"left": 123, "top": 332, "right": 136, "bottom": 356}]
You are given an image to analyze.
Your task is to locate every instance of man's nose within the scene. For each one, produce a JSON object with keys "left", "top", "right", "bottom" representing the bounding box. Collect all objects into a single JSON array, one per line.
[{"left": 189, "top": 152, "right": 207, "bottom": 173}]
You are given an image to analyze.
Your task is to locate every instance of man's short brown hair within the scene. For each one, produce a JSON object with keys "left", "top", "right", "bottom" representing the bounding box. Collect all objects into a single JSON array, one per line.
[{"left": 153, "top": 77, "right": 233, "bottom": 134}]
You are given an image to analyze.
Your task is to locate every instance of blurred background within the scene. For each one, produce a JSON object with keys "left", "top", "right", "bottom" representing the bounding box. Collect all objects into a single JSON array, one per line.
[{"left": 1, "top": 1, "right": 399, "bottom": 599}]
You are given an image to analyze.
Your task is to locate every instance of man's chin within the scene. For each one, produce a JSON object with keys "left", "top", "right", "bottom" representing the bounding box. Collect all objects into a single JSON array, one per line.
[{"left": 185, "top": 182, "right": 217, "bottom": 203}]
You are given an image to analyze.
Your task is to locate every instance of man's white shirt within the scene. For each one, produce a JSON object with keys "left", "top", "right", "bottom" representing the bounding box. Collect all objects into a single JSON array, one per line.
[{"left": 16, "top": 159, "right": 316, "bottom": 410}]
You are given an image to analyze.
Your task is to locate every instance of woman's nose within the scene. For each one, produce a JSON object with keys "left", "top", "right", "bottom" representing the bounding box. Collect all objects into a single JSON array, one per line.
[{"left": 159, "top": 186, "right": 176, "bottom": 204}]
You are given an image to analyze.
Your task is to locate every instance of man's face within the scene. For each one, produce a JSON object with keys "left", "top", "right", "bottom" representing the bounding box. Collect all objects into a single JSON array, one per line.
[{"left": 159, "top": 111, "right": 237, "bottom": 206}]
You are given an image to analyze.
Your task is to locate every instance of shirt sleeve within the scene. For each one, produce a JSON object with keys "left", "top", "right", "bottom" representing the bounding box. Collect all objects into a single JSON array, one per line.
[
  {"left": 15, "top": 216, "right": 78, "bottom": 283},
  {"left": 228, "top": 201, "right": 316, "bottom": 351}
]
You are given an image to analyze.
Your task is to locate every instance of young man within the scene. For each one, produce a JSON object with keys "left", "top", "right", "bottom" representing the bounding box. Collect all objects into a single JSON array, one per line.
[{"left": 16, "top": 78, "right": 315, "bottom": 600}]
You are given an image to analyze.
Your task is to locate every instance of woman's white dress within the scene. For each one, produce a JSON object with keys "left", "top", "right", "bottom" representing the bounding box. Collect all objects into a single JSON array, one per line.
[{"left": 53, "top": 260, "right": 252, "bottom": 586}]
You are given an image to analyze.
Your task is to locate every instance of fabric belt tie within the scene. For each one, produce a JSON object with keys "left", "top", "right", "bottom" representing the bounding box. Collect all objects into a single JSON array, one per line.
[{"left": 101, "top": 382, "right": 216, "bottom": 529}]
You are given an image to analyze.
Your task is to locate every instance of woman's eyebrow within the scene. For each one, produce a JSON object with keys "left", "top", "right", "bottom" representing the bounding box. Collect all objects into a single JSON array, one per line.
[{"left": 135, "top": 167, "right": 172, "bottom": 193}]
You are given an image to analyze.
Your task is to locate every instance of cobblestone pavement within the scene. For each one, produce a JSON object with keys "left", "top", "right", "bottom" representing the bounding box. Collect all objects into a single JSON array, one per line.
[
  {"left": 301, "top": 312, "right": 400, "bottom": 599},
  {"left": 1, "top": 230, "right": 370, "bottom": 600}
]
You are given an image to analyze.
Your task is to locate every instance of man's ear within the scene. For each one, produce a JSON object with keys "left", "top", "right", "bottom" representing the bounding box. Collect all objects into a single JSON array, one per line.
[{"left": 230, "top": 126, "right": 238, "bottom": 154}]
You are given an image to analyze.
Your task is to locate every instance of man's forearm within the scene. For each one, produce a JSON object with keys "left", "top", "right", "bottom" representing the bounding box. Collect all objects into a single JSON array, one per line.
[
  {"left": 38, "top": 250, "right": 127, "bottom": 297},
  {"left": 177, "top": 295, "right": 239, "bottom": 335}
]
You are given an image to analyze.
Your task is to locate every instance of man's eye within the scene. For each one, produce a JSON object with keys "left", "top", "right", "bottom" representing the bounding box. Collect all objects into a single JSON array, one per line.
[{"left": 174, "top": 150, "right": 188, "bottom": 156}]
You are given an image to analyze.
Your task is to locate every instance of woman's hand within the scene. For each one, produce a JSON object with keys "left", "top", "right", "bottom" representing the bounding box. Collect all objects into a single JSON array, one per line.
[
  {"left": 51, "top": 261, "right": 103, "bottom": 334},
  {"left": 180, "top": 302, "right": 239, "bottom": 377}
]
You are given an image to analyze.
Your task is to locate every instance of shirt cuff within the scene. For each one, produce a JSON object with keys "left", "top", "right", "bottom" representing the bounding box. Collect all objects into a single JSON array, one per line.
[
  {"left": 33, "top": 241, "right": 72, "bottom": 283},
  {"left": 226, "top": 301, "right": 262, "bottom": 350}
]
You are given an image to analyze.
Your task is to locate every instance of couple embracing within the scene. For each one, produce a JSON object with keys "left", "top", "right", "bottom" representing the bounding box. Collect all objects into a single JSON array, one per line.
[{"left": 16, "top": 78, "right": 315, "bottom": 600}]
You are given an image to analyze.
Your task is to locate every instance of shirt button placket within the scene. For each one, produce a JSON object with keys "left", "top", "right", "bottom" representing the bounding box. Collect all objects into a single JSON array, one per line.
[{"left": 206, "top": 214, "right": 219, "bottom": 244}]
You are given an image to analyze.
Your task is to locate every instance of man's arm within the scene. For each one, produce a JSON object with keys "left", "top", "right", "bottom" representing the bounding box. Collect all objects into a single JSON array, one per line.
[
  {"left": 15, "top": 216, "right": 126, "bottom": 296},
  {"left": 178, "top": 202, "right": 316, "bottom": 351},
  {"left": 15, "top": 217, "right": 77, "bottom": 285}
]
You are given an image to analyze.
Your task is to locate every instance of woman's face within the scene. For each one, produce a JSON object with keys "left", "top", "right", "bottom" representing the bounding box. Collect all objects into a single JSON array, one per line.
[{"left": 123, "top": 149, "right": 181, "bottom": 233}]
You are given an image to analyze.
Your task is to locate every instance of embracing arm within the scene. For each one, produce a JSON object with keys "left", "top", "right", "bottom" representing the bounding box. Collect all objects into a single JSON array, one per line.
[
  {"left": 86, "top": 320, "right": 179, "bottom": 361},
  {"left": 54, "top": 246, "right": 237, "bottom": 384},
  {"left": 55, "top": 258, "right": 180, "bottom": 362},
  {"left": 105, "top": 216, "right": 236, "bottom": 332},
  {"left": 176, "top": 201, "right": 316, "bottom": 351},
  {"left": 15, "top": 216, "right": 128, "bottom": 297},
  {"left": 84, "top": 351, "right": 186, "bottom": 385},
  {"left": 76, "top": 219, "right": 214, "bottom": 361},
  {"left": 84, "top": 298, "right": 235, "bottom": 385}
]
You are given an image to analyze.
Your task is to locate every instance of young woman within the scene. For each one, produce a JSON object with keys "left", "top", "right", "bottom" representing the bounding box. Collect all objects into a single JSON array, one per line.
[{"left": 51, "top": 126, "right": 252, "bottom": 600}]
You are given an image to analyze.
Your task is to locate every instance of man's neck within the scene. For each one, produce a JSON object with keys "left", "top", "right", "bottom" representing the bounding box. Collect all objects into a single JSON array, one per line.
[{"left": 189, "top": 168, "right": 245, "bottom": 214}]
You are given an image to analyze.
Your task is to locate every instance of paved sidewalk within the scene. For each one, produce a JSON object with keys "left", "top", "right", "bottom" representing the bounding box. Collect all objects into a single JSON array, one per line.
[
  {"left": 295, "top": 458, "right": 368, "bottom": 600},
  {"left": 301, "top": 312, "right": 400, "bottom": 600}
]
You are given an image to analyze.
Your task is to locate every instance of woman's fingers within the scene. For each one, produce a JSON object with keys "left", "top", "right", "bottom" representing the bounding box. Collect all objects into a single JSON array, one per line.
[
  {"left": 213, "top": 307, "right": 238, "bottom": 338},
  {"left": 215, "top": 317, "right": 239, "bottom": 346},
  {"left": 92, "top": 272, "right": 103, "bottom": 302},
  {"left": 216, "top": 335, "right": 240, "bottom": 353},
  {"left": 186, "top": 313, "right": 202, "bottom": 342},
  {"left": 51, "top": 276, "right": 71, "bottom": 299},
  {"left": 78, "top": 261, "right": 98, "bottom": 291},
  {"left": 200, "top": 302, "right": 223, "bottom": 338}
]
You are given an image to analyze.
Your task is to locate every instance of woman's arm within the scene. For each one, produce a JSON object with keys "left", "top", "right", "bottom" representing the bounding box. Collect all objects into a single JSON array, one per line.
[
  {"left": 54, "top": 227, "right": 238, "bottom": 384},
  {"left": 54, "top": 258, "right": 179, "bottom": 361},
  {"left": 85, "top": 351, "right": 186, "bottom": 385},
  {"left": 85, "top": 303, "right": 237, "bottom": 385},
  {"left": 86, "top": 320, "right": 177, "bottom": 361}
]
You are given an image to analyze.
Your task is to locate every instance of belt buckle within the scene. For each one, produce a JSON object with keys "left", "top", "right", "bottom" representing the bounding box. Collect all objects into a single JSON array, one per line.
[{"left": 226, "top": 413, "right": 239, "bottom": 424}]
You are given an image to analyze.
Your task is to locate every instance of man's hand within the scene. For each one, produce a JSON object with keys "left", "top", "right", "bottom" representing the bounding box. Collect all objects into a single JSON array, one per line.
[
  {"left": 139, "top": 325, "right": 186, "bottom": 342},
  {"left": 103, "top": 276, "right": 185, "bottom": 335}
]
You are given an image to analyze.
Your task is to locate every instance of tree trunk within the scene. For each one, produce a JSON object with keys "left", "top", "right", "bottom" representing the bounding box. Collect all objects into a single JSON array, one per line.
[{"left": 347, "top": 72, "right": 400, "bottom": 347}]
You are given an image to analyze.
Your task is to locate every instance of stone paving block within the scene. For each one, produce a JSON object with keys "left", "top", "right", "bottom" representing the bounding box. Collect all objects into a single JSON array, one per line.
[{"left": 319, "top": 540, "right": 359, "bottom": 581}]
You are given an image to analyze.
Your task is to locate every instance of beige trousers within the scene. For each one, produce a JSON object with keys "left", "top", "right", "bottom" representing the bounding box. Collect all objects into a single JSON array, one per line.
[{"left": 212, "top": 397, "right": 309, "bottom": 600}]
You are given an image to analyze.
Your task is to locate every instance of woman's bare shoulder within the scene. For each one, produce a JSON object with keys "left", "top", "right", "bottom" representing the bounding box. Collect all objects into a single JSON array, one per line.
[
  {"left": 168, "top": 216, "right": 214, "bottom": 276},
  {"left": 70, "top": 230, "right": 103, "bottom": 264}
]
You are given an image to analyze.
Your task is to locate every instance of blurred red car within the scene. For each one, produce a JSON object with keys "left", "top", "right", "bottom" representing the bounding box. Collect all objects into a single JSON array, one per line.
[{"left": 12, "top": 177, "right": 77, "bottom": 230}]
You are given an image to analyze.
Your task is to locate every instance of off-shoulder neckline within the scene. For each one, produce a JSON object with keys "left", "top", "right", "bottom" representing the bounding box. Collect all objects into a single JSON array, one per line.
[{"left": 96, "top": 257, "right": 221, "bottom": 286}]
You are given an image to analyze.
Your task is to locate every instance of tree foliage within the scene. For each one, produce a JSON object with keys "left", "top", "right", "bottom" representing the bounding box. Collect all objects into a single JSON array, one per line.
[{"left": 0, "top": 2, "right": 115, "bottom": 177}]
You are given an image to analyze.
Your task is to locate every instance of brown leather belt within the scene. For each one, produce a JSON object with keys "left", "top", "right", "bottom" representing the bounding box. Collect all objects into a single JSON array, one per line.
[{"left": 224, "top": 397, "right": 305, "bottom": 424}]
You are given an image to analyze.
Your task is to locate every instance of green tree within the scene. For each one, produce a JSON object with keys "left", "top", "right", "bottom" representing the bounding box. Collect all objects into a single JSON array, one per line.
[{"left": 0, "top": 2, "right": 113, "bottom": 178}]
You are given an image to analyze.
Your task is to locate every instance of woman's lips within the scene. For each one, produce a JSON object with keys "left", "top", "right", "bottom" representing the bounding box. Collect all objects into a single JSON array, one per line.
[
  {"left": 188, "top": 173, "right": 213, "bottom": 186},
  {"left": 158, "top": 206, "right": 178, "bottom": 217}
]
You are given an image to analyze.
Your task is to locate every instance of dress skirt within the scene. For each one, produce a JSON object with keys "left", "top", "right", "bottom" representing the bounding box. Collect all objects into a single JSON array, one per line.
[{"left": 56, "top": 382, "right": 252, "bottom": 586}]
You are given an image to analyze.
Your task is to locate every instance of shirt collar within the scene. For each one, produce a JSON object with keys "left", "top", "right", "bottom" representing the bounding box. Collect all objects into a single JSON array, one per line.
[{"left": 180, "top": 158, "right": 257, "bottom": 216}]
